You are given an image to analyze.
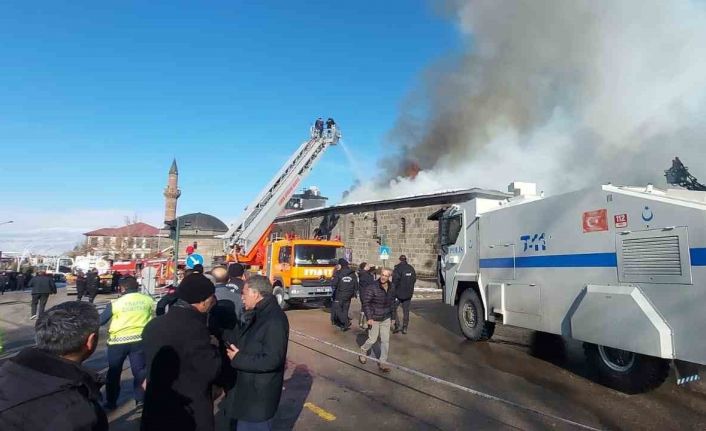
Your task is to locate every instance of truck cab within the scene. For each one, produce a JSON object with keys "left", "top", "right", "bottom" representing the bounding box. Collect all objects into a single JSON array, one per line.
[{"left": 266, "top": 238, "right": 344, "bottom": 307}]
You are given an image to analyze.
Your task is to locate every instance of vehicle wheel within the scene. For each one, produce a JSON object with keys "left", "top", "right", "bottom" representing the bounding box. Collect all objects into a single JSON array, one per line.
[
  {"left": 583, "top": 343, "right": 669, "bottom": 394},
  {"left": 457, "top": 288, "right": 495, "bottom": 341},
  {"left": 273, "top": 286, "right": 289, "bottom": 311}
]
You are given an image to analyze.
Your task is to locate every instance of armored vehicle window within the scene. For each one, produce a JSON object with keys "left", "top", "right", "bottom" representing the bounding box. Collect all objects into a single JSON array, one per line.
[{"left": 441, "top": 215, "right": 462, "bottom": 246}]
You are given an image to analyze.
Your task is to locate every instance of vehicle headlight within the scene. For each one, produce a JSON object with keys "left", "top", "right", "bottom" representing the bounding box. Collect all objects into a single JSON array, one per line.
[{"left": 291, "top": 289, "right": 299, "bottom": 294}]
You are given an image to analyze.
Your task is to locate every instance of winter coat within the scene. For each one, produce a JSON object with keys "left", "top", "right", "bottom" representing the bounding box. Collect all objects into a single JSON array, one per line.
[
  {"left": 222, "top": 294, "right": 289, "bottom": 423},
  {"left": 357, "top": 269, "right": 375, "bottom": 299},
  {"left": 361, "top": 280, "right": 396, "bottom": 322},
  {"left": 0, "top": 347, "right": 108, "bottom": 431},
  {"left": 28, "top": 274, "right": 56, "bottom": 295},
  {"left": 332, "top": 267, "right": 358, "bottom": 300},
  {"left": 141, "top": 301, "right": 223, "bottom": 431},
  {"left": 76, "top": 274, "right": 87, "bottom": 290},
  {"left": 86, "top": 272, "right": 100, "bottom": 292},
  {"left": 392, "top": 262, "right": 417, "bottom": 301}
]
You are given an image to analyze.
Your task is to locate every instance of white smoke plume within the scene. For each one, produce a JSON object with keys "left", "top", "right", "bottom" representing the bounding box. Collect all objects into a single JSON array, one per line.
[{"left": 344, "top": 0, "right": 706, "bottom": 202}]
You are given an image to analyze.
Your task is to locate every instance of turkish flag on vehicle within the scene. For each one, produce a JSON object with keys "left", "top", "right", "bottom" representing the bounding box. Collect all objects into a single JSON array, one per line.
[{"left": 583, "top": 209, "right": 608, "bottom": 233}]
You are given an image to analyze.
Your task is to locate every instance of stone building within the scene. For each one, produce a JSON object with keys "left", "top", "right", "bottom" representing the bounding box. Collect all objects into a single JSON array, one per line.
[
  {"left": 83, "top": 223, "right": 161, "bottom": 259},
  {"left": 272, "top": 188, "right": 509, "bottom": 282},
  {"left": 163, "top": 212, "right": 229, "bottom": 267}
]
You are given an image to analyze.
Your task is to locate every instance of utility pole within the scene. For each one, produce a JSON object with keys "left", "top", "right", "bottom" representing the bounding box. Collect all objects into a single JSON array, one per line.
[{"left": 173, "top": 216, "right": 180, "bottom": 285}]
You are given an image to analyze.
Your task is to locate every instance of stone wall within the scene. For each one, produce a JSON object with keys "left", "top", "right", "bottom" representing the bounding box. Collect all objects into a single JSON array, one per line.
[
  {"left": 273, "top": 203, "right": 449, "bottom": 279},
  {"left": 176, "top": 230, "right": 226, "bottom": 268}
]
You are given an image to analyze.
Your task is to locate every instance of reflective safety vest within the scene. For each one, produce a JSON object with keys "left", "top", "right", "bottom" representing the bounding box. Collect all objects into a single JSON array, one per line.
[{"left": 108, "top": 292, "right": 155, "bottom": 345}]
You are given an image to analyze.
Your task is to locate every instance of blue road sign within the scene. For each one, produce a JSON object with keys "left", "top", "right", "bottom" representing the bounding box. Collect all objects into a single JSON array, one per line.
[
  {"left": 379, "top": 245, "right": 391, "bottom": 261},
  {"left": 186, "top": 253, "right": 204, "bottom": 269}
]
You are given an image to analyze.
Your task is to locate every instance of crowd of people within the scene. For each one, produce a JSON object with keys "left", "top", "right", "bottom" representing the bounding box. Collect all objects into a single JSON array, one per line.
[
  {"left": 0, "top": 263, "right": 289, "bottom": 431},
  {"left": 0, "top": 253, "right": 417, "bottom": 430},
  {"left": 330, "top": 255, "right": 417, "bottom": 373}
]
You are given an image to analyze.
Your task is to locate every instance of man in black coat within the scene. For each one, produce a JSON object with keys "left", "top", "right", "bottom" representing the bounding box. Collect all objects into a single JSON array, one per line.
[
  {"left": 85, "top": 269, "right": 100, "bottom": 303},
  {"left": 392, "top": 255, "right": 417, "bottom": 334},
  {"left": 356, "top": 262, "right": 375, "bottom": 329},
  {"left": 75, "top": 270, "right": 87, "bottom": 301},
  {"left": 141, "top": 273, "right": 221, "bottom": 431},
  {"left": 0, "top": 271, "right": 7, "bottom": 295},
  {"left": 331, "top": 258, "right": 358, "bottom": 331},
  {"left": 0, "top": 301, "right": 108, "bottom": 431},
  {"left": 224, "top": 275, "right": 289, "bottom": 431},
  {"left": 28, "top": 270, "right": 57, "bottom": 319}
]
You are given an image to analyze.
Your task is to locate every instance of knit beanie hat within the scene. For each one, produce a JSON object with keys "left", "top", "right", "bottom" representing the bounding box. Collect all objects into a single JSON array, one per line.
[
  {"left": 177, "top": 273, "right": 215, "bottom": 304},
  {"left": 338, "top": 258, "right": 349, "bottom": 267},
  {"left": 227, "top": 263, "right": 245, "bottom": 278}
]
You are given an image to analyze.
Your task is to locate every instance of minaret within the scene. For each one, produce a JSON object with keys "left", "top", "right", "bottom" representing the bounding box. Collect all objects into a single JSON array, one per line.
[{"left": 164, "top": 158, "right": 181, "bottom": 223}]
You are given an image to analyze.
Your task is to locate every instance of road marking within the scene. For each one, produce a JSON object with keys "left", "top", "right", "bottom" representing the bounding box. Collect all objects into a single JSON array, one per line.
[
  {"left": 291, "top": 330, "right": 603, "bottom": 431},
  {"left": 304, "top": 402, "right": 336, "bottom": 421}
]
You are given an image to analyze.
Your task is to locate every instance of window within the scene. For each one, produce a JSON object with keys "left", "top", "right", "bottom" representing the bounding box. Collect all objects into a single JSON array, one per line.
[
  {"left": 90, "top": 237, "right": 98, "bottom": 247},
  {"left": 440, "top": 215, "right": 463, "bottom": 246},
  {"left": 401, "top": 217, "right": 407, "bottom": 234},
  {"left": 294, "top": 245, "right": 340, "bottom": 266},
  {"left": 373, "top": 218, "right": 378, "bottom": 237},
  {"left": 278, "top": 246, "right": 292, "bottom": 264},
  {"left": 349, "top": 221, "right": 354, "bottom": 238}
]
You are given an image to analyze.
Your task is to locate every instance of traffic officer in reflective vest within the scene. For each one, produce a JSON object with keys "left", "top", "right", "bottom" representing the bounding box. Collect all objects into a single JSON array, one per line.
[{"left": 99, "top": 275, "right": 155, "bottom": 410}]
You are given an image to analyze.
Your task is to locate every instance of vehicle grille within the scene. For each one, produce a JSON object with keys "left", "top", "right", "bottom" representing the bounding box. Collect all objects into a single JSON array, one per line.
[{"left": 621, "top": 235, "right": 682, "bottom": 276}]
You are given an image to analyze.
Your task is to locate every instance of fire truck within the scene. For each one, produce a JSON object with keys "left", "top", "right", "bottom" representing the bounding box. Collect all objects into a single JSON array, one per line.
[
  {"left": 222, "top": 122, "right": 344, "bottom": 307},
  {"left": 432, "top": 182, "right": 705, "bottom": 393}
]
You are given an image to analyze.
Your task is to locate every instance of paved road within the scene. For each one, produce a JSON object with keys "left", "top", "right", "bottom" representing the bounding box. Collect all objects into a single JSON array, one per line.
[{"left": 2, "top": 289, "right": 705, "bottom": 430}]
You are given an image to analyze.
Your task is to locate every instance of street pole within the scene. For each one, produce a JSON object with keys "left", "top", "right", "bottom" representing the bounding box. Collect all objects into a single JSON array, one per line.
[{"left": 173, "top": 217, "right": 180, "bottom": 285}]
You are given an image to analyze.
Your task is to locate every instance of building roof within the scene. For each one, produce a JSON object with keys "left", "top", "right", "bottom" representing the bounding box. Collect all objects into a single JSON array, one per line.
[
  {"left": 175, "top": 212, "right": 228, "bottom": 232},
  {"left": 84, "top": 222, "right": 160, "bottom": 237},
  {"left": 276, "top": 187, "right": 511, "bottom": 221},
  {"left": 169, "top": 158, "right": 178, "bottom": 175}
]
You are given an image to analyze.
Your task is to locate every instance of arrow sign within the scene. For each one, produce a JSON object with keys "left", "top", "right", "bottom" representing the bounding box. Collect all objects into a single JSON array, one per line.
[{"left": 186, "top": 253, "right": 204, "bottom": 269}]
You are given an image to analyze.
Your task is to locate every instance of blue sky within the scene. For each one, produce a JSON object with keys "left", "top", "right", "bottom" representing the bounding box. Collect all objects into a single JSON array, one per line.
[{"left": 0, "top": 0, "right": 459, "bottom": 253}]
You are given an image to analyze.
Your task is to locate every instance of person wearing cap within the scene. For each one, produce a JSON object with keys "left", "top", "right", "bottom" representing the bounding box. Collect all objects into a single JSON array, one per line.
[
  {"left": 331, "top": 258, "right": 358, "bottom": 331},
  {"left": 392, "top": 255, "right": 417, "bottom": 334},
  {"left": 141, "top": 273, "right": 221, "bottom": 431},
  {"left": 99, "top": 276, "right": 155, "bottom": 410}
]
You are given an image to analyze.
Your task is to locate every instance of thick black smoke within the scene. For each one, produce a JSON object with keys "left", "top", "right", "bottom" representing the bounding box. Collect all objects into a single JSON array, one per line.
[{"left": 345, "top": 0, "right": 706, "bottom": 202}]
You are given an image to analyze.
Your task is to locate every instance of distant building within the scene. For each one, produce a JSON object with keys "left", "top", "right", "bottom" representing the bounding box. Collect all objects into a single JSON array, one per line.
[
  {"left": 160, "top": 212, "right": 228, "bottom": 267},
  {"left": 83, "top": 222, "right": 161, "bottom": 260},
  {"left": 282, "top": 186, "right": 328, "bottom": 215}
]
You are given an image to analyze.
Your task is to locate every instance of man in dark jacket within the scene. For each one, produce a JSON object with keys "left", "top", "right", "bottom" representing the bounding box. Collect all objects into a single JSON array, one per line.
[
  {"left": 76, "top": 270, "right": 87, "bottom": 301},
  {"left": 28, "top": 270, "right": 57, "bottom": 319},
  {"left": 16, "top": 271, "right": 25, "bottom": 291},
  {"left": 224, "top": 275, "right": 289, "bottom": 431},
  {"left": 356, "top": 262, "right": 375, "bottom": 329},
  {"left": 0, "top": 301, "right": 108, "bottom": 431},
  {"left": 359, "top": 268, "right": 395, "bottom": 372},
  {"left": 392, "top": 255, "right": 417, "bottom": 334},
  {"left": 85, "top": 269, "right": 100, "bottom": 303},
  {"left": 141, "top": 273, "right": 221, "bottom": 431},
  {"left": 314, "top": 117, "right": 324, "bottom": 137},
  {"left": 331, "top": 259, "right": 358, "bottom": 331},
  {"left": 0, "top": 271, "right": 7, "bottom": 295}
]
